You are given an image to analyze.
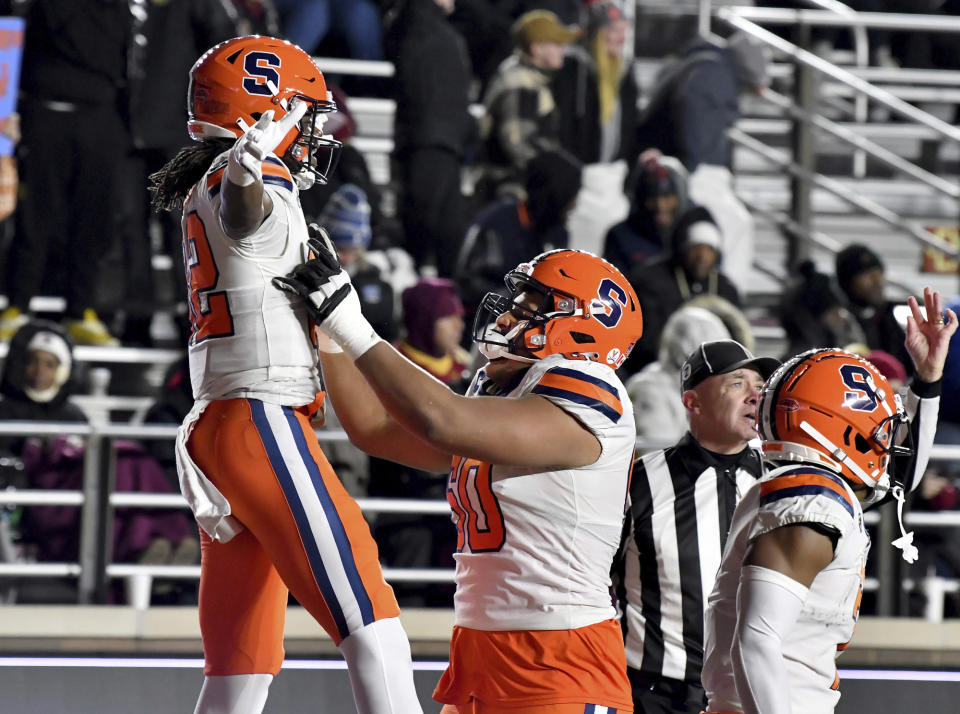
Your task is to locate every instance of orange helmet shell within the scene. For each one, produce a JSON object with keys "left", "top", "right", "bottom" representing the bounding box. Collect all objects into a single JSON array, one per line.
[
  {"left": 474, "top": 249, "right": 643, "bottom": 367},
  {"left": 187, "top": 35, "right": 336, "bottom": 160},
  {"left": 758, "top": 348, "right": 908, "bottom": 495}
]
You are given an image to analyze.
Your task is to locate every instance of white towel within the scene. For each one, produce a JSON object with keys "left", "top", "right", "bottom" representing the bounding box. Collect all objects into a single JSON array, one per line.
[{"left": 174, "top": 400, "right": 244, "bottom": 542}]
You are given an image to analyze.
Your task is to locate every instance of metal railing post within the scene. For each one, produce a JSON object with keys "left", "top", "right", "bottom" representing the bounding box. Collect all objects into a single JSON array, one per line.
[
  {"left": 77, "top": 430, "right": 114, "bottom": 603},
  {"left": 789, "top": 22, "right": 816, "bottom": 269},
  {"left": 875, "top": 501, "right": 897, "bottom": 616}
]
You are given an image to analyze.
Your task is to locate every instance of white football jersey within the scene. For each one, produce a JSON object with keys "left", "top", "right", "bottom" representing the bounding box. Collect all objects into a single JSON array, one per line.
[
  {"left": 703, "top": 464, "right": 869, "bottom": 714},
  {"left": 181, "top": 152, "right": 320, "bottom": 404},
  {"left": 448, "top": 354, "right": 635, "bottom": 631}
]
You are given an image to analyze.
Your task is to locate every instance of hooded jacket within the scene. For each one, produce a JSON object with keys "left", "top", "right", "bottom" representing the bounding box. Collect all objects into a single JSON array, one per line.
[{"left": 0, "top": 320, "right": 86, "bottom": 455}]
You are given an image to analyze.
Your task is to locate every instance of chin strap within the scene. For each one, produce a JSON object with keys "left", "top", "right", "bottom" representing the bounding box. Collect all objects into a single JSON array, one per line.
[{"left": 890, "top": 485, "right": 918, "bottom": 564}]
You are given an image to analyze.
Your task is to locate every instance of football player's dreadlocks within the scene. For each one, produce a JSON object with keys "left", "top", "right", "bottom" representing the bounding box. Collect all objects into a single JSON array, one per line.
[{"left": 149, "top": 138, "right": 233, "bottom": 213}]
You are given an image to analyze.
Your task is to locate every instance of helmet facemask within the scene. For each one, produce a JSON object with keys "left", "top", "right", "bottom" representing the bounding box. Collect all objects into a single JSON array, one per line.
[
  {"left": 472, "top": 270, "right": 590, "bottom": 363},
  {"left": 285, "top": 96, "right": 341, "bottom": 189}
]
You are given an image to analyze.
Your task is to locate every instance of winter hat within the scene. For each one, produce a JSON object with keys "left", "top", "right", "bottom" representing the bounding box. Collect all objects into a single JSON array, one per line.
[
  {"left": 794, "top": 260, "right": 847, "bottom": 318},
  {"left": 673, "top": 205, "right": 721, "bottom": 252},
  {"left": 318, "top": 183, "right": 372, "bottom": 249},
  {"left": 585, "top": 1, "right": 626, "bottom": 35},
  {"left": 728, "top": 31, "right": 771, "bottom": 89},
  {"left": 835, "top": 243, "right": 884, "bottom": 295},
  {"left": 866, "top": 349, "right": 908, "bottom": 386},
  {"left": 658, "top": 305, "right": 731, "bottom": 372},
  {"left": 512, "top": 10, "right": 582, "bottom": 50},
  {"left": 524, "top": 149, "right": 583, "bottom": 231},
  {"left": 402, "top": 278, "right": 465, "bottom": 356},
  {"left": 24, "top": 328, "right": 73, "bottom": 404}
]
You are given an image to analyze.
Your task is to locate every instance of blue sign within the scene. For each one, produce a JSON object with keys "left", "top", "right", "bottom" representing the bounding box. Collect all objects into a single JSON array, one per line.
[{"left": 0, "top": 17, "right": 24, "bottom": 157}]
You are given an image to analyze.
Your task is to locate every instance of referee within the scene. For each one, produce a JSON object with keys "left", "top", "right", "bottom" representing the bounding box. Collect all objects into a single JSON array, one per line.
[{"left": 617, "top": 339, "right": 780, "bottom": 714}]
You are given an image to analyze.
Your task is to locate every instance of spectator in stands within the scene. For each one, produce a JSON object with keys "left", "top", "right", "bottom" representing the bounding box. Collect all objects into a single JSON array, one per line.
[
  {"left": 143, "top": 357, "right": 193, "bottom": 490},
  {"left": 624, "top": 205, "right": 742, "bottom": 374},
  {"left": 0, "top": 1, "right": 132, "bottom": 346},
  {"left": 367, "top": 277, "right": 469, "bottom": 607},
  {"left": 778, "top": 259, "right": 866, "bottom": 358},
  {"left": 319, "top": 184, "right": 399, "bottom": 342},
  {"left": 625, "top": 305, "right": 731, "bottom": 451},
  {"left": 230, "top": 0, "right": 280, "bottom": 36},
  {"left": 632, "top": 30, "right": 769, "bottom": 173},
  {"left": 446, "top": 0, "right": 514, "bottom": 94},
  {"left": 478, "top": 9, "right": 582, "bottom": 199},
  {"left": 0, "top": 321, "right": 198, "bottom": 602},
  {"left": 384, "top": 0, "right": 475, "bottom": 277},
  {"left": 552, "top": 0, "right": 640, "bottom": 164},
  {"left": 271, "top": 0, "right": 383, "bottom": 60},
  {"left": 603, "top": 150, "right": 689, "bottom": 278},
  {"left": 0, "top": 321, "right": 85, "bottom": 456},
  {"left": 455, "top": 148, "right": 582, "bottom": 318},
  {"left": 300, "top": 86, "right": 401, "bottom": 250},
  {"left": 394, "top": 278, "right": 472, "bottom": 391},
  {"left": 120, "top": 0, "right": 239, "bottom": 346},
  {"left": 835, "top": 242, "right": 913, "bottom": 377}
]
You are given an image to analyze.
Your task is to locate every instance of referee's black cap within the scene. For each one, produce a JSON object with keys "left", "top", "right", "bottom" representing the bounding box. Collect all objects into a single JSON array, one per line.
[{"left": 681, "top": 339, "right": 781, "bottom": 392}]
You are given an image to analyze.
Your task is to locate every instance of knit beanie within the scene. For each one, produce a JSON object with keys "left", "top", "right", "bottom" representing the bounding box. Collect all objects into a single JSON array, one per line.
[
  {"left": 524, "top": 149, "right": 583, "bottom": 231},
  {"left": 795, "top": 260, "right": 846, "bottom": 318},
  {"left": 318, "top": 183, "right": 372, "bottom": 249},
  {"left": 866, "top": 349, "right": 907, "bottom": 385},
  {"left": 835, "top": 243, "right": 884, "bottom": 296},
  {"left": 672, "top": 205, "right": 721, "bottom": 253},
  {"left": 402, "top": 278, "right": 465, "bottom": 356}
]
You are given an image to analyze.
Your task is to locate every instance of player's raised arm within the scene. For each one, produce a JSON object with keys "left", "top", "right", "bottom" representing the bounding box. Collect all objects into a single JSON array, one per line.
[
  {"left": 219, "top": 101, "right": 306, "bottom": 238},
  {"left": 276, "top": 238, "right": 643, "bottom": 471}
]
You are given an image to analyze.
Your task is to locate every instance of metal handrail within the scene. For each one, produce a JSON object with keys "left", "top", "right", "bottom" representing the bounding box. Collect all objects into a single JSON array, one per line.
[
  {"left": 729, "top": 127, "right": 960, "bottom": 260},
  {"left": 761, "top": 87, "right": 960, "bottom": 200},
  {"left": 727, "top": 7, "right": 960, "bottom": 32},
  {"left": 718, "top": 7, "right": 960, "bottom": 145}
]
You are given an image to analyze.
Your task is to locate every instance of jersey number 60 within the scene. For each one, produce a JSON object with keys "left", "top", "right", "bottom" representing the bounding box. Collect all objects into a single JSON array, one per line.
[{"left": 447, "top": 456, "right": 506, "bottom": 553}]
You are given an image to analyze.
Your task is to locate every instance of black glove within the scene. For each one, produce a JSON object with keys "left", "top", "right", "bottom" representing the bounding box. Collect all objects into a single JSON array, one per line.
[{"left": 272, "top": 224, "right": 353, "bottom": 324}]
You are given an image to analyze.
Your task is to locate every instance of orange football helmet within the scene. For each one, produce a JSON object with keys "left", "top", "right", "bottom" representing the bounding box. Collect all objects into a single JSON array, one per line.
[
  {"left": 473, "top": 249, "right": 643, "bottom": 368},
  {"left": 758, "top": 348, "right": 911, "bottom": 505},
  {"left": 187, "top": 35, "right": 341, "bottom": 186}
]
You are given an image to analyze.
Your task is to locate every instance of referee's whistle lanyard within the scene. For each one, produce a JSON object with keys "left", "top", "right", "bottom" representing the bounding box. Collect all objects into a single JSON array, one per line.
[{"left": 674, "top": 266, "right": 718, "bottom": 301}]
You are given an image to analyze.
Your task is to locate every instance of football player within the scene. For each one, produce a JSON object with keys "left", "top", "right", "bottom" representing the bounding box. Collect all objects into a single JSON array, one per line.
[
  {"left": 275, "top": 241, "right": 644, "bottom": 713},
  {"left": 701, "top": 287, "right": 955, "bottom": 714},
  {"left": 150, "top": 36, "right": 422, "bottom": 714}
]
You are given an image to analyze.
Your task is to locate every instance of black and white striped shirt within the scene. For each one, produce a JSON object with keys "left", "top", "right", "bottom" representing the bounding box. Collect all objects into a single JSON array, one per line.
[{"left": 618, "top": 433, "right": 763, "bottom": 685}]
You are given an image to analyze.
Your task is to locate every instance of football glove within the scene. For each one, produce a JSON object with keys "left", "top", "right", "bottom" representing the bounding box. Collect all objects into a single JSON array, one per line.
[
  {"left": 226, "top": 98, "right": 308, "bottom": 186},
  {"left": 273, "top": 226, "right": 382, "bottom": 359}
]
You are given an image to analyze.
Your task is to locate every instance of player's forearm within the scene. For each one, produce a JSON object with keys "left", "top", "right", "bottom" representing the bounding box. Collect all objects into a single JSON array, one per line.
[
  {"left": 219, "top": 178, "right": 268, "bottom": 239},
  {"left": 732, "top": 566, "right": 807, "bottom": 714},
  {"left": 354, "top": 341, "right": 469, "bottom": 450},
  {"left": 320, "top": 349, "right": 451, "bottom": 471}
]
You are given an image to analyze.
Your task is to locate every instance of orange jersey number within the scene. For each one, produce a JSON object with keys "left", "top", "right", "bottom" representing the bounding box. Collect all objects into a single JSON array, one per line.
[
  {"left": 447, "top": 456, "right": 506, "bottom": 553},
  {"left": 183, "top": 211, "right": 234, "bottom": 345}
]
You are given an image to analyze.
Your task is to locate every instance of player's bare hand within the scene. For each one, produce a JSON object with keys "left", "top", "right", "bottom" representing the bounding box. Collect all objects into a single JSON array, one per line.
[{"left": 905, "top": 286, "right": 957, "bottom": 382}]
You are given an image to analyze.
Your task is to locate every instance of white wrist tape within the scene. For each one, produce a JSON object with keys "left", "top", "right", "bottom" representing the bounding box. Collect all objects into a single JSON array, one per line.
[
  {"left": 309, "top": 275, "right": 382, "bottom": 360},
  {"left": 226, "top": 148, "right": 258, "bottom": 187}
]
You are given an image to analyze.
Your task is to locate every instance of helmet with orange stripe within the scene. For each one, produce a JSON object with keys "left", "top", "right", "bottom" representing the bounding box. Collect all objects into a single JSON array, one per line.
[
  {"left": 187, "top": 35, "right": 341, "bottom": 188},
  {"left": 758, "top": 348, "right": 911, "bottom": 506},
  {"left": 472, "top": 249, "right": 643, "bottom": 369}
]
